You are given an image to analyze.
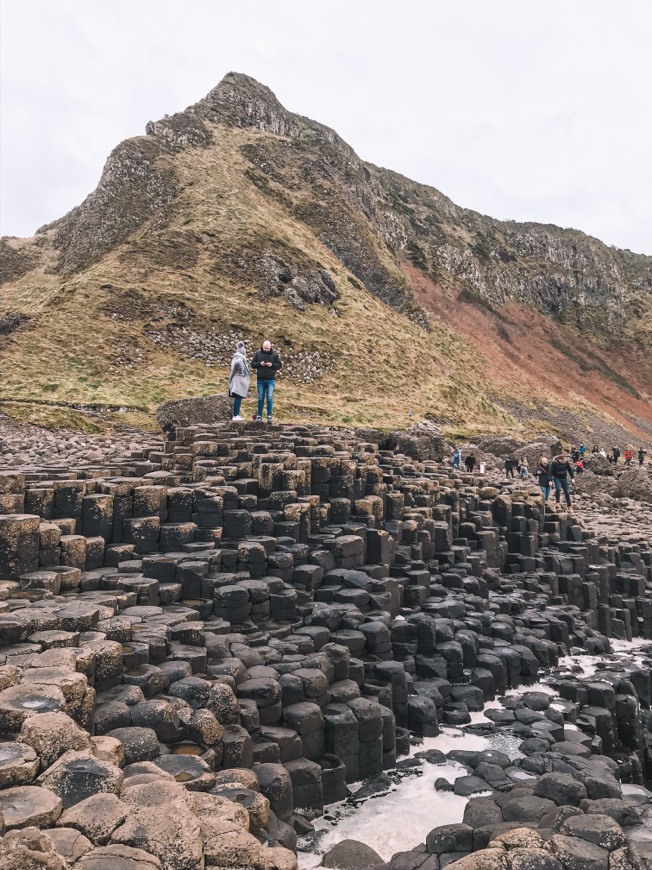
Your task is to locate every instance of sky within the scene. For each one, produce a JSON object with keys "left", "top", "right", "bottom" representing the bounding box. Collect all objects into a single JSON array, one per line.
[{"left": 1, "top": 1, "right": 651, "bottom": 255}]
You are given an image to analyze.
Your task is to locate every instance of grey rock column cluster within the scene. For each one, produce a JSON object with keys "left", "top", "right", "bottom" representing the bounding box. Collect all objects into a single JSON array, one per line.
[{"left": 1, "top": 421, "right": 652, "bottom": 870}]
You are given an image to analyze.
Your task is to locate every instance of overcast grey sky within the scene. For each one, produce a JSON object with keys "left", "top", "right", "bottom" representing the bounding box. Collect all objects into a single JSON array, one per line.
[{"left": 2, "top": 0, "right": 651, "bottom": 254}]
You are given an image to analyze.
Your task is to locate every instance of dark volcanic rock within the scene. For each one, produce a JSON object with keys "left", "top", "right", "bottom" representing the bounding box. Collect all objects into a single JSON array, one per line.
[
  {"left": 322, "top": 838, "right": 384, "bottom": 868},
  {"left": 156, "top": 394, "right": 232, "bottom": 436},
  {"left": 0, "top": 419, "right": 651, "bottom": 870}
]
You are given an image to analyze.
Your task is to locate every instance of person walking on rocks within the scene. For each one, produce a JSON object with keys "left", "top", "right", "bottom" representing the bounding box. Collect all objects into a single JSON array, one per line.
[
  {"left": 551, "top": 453, "right": 575, "bottom": 512},
  {"left": 252, "top": 339, "right": 282, "bottom": 423},
  {"left": 639, "top": 448, "right": 647, "bottom": 466},
  {"left": 504, "top": 457, "right": 516, "bottom": 479},
  {"left": 624, "top": 448, "right": 633, "bottom": 467},
  {"left": 228, "top": 341, "right": 250, "bottom": 421},
  {"left": 464, "top": 453, "right": 476, "bottom": 473},
  {"left": 536, "top": 457, "right": 552, "bottom": 504},
  {"left": 612, "top": 445, "right": 620, "bottom": 464},
  {"left": 452, "top": 448, "right": 462, "bottom": 470},
  {"left": 519, "top": 456, "right": 529, "bottom": 479}
]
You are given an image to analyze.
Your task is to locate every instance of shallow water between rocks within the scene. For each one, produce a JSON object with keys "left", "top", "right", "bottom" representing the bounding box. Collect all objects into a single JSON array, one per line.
[{"left": 296, "top": 638, "right": 652, "bottom": 867}]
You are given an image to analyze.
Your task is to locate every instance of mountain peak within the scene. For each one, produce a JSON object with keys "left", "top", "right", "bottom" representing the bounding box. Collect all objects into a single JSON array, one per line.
[
  {"left": 1, "top": 73, "right": 651, "bottom": 442},
  {"left": 193, "top": 71, "right": 293, "bottom": 136}
]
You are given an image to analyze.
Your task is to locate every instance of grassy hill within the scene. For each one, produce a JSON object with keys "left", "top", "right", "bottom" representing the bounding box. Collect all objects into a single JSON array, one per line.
[{"left": 1, "top": 73, "right": 651, "bottom": 443}]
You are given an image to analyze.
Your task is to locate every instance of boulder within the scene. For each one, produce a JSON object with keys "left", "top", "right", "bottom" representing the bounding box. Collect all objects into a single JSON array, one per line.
[
  {"left": 0, "top": 826, "right": 67, "bottom": 869},
  {"left": 321, "top": 839, "right": 385, "bottom": 869},
  {"left": 548, "top": 834, "right": 609, "bottom": 870},
  {"left": 38, "top": 750, "right": 124, "bottom": 809},
  {"left": 57, "top": 792, "right": 131, "bottom": 845},
  {"left": 427, "top": 824, "right": 474, "bottom": 855},
  {"left": 379, "top": 422, "right": 445, "bottom": 463},
  {"left": 75, "top": 843, "right": 163, "bottom": 869},
  {"left": 106, "top": 728, "right": 160, "bottom": 765},
  {"left": 502, "top": 796, "right": 556, "bottom": 822},
  {"left": 581, "top": 798, "right": 644, "bottom": 827},
  {"left": 534, "top": 772, "right": 588, "bottom": 807},
  {"left": 445, "top": 848, "right": 509, "bottom": 870},
  {"left": 47, "top": 826, "right": 94, "bottom": 864},
  {"left": 463, "top": 798, "right": 503, "bottom": 828},
  {"left": 156, "top": 395, "right": 232, "bottom": 437},
  {"left": 20, "top": 711, "right": 93, "bottom": 771},
  {"left": 260, "top": 845, "right": 298, "bottom": 870},
  {"left": 508, "top": 848, "right": 563, "bottom": 870},
  {"left": 112, "top": 779, "right": 203, "bottom": 870},
  {"left": 559, "top": 813, "right": 626, "bottom": 851},
  {"left": 0, "top": 785, "right": 62, "bottom": 829},
  {"left": 491, "top": 829, "right": 545, "bottom": 850},
  {"left": 0, "top": 741, "right": 39, "bottom": 788}
]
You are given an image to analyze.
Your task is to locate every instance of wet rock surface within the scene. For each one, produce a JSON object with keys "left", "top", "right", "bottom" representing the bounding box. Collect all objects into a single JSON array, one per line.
[{"left": 1, "top": 420, "right": 652, "bottom": 869}]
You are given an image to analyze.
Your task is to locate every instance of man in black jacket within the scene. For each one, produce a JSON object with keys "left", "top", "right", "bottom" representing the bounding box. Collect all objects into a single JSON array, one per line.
[
  {"left": 252, "top": 340, "right": 282, "bottom": 422},
  {"left": 550, "top": 454, "right": 575, "bottom": 512}
]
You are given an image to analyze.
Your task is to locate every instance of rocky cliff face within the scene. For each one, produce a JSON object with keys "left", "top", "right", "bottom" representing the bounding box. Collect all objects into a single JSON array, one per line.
[
  {"left": 12, "top": 71, "right": 651, "bottom": 338},
  {"left": 1, "top": 72, "right": 650, "bottom": 438}
]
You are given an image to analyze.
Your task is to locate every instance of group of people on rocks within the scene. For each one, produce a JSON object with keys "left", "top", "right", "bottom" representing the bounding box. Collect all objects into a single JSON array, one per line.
[
  {"left": 230, "top": 342, "right": 651, "bottom": 491},
  {"left": 588, "top": 443, "right": 647, "bottom": 465},
  {"left": 503, "top": 456, "right": 529, "bottom": 480},
  {"left": 452, "top": 447, "right": 576, "bottom": 511},
  {"left": 472, "top": 440, "right": 649, "bottom": 515},
  {"left": 228, "top": 339, "right": 282, "bottom": 422},
  {"left": 503, "top": 453, "right": 577, "bottom": 511},
  {"left": 452, "top": 449, "right": 483, "bottom": 474}
]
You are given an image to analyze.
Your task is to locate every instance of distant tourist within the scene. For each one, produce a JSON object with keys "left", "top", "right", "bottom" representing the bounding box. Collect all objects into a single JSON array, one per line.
[
  {"left": 624, "top": 448, "right": 633, "bottom": 466},
  {"left": 519, "top": 456, "right": 529, "bottom": 479},
  {"left": 252, "top": 340, "right": 282, "bottom": 423},
  {"left": 599, "top": 447, "right": 607, "bottom": 459},
  {"left": 452, "top": 448, "right": 462, "bottom": 470},
  {"left": 639, "top": 448, "right": 647, "bottom": 466},
  {"left": 592, "top": 444, "right": 599, "bottom": 454},
  {"left": 575, "top": 458, "right": 585, "bottom": 474},
  {"left": 612, "top": 446, "right": 620, "bottom": 464},
  {"left": 504, "top": 457, "right": 516, "bottom": 479},
  {"left": 464, "top": 454, "right": 476, "bottom": 472},
  {"left": 228, "top": 341, "right": 250, "bottom": 421},
  {"left": 579, "top": 444, "right": 587, "bottom": 457},
  {"left": 536, "top": 457, "right": 552, "bottom": 503},
  {"left": 550, "top": 453, "right": 575, "bottom": 512}
]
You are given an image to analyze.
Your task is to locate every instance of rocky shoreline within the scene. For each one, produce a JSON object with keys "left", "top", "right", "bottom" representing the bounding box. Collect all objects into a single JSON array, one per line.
[{"left": 1, "top": 421, "right": 651, "bottom": 870}]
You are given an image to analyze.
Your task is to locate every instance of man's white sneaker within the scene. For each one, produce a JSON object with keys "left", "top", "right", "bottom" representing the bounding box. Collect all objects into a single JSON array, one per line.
[{"left": 232, "top": 415, "right": 244, "bottom": 421}]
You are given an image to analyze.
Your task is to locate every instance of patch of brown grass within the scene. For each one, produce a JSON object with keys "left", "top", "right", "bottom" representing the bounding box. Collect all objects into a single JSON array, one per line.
[{"left": 2, "top": 125, "right": 649, "bottom": 442}]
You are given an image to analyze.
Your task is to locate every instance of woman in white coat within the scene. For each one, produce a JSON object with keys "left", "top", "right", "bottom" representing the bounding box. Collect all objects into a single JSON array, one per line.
[{"left": 228, "top": 341, "right": 250, "bottom": 421}]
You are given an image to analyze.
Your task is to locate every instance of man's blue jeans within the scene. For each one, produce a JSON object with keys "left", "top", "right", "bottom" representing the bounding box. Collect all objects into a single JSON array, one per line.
[
  {"left": 540, "top": 484, "right": 550, "bottom": 501},
  {"left": 554, "top": 477, "right": 572, "bottom": 507},
  {"left": 257, "top": 380, "right": 275, "bottom": 419}
]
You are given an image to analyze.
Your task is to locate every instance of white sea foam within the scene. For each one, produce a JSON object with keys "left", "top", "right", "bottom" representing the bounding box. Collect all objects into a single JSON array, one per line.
[
  {"left": 408, "top": 726, "right": 491, "bottom": 757},
  {"left": 297, "top": 759, "right": 470, "bottom": 866},
  {"left": 297, "top": 639, "right": 649, "bottom": 867}
]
